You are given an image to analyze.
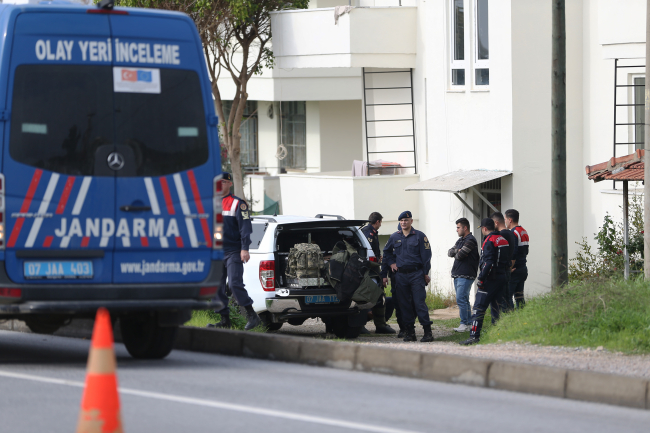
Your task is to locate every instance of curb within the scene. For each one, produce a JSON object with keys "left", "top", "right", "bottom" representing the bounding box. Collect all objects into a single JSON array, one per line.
[{"left": 2, "top": 319, "right": 648, "bottom": 410}]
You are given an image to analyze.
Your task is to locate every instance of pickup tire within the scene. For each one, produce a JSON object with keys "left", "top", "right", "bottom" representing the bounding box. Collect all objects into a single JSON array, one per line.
[
  {"left": 120, "top": 313, "right": 177, "bottom": 359},
  {"left": 331, "top": 316, "right": 362, "bottom": 339}
]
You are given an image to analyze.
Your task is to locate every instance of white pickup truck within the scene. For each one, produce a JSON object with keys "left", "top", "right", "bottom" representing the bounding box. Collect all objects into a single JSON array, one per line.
[{"left": 241, "top": 214, "right": 377, "bottom": 338}]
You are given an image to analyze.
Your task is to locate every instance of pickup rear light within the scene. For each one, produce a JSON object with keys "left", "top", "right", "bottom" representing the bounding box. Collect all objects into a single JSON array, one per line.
[
  {"left": 213, "top": 176, "right": 223, "bottom": 249},
  {"left": 369, "top": 256, "right": 378, "bottom": 262},
  {"left": 0, "top": 174, "right": 5, "bottom": 249},
  {"left": 0, "top": 288, "right": 21, "bottom": 298},
  {"left": 199, "top": 286, "right": 218, "bottom": 298},
  {"left": 259, "top": 260, "right": 275, "bottom": 291}
]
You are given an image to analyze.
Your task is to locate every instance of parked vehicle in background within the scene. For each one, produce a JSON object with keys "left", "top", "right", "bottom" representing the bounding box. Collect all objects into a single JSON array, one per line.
[
  {"left": 242, "top": 214, "right": 376, "bottom": 338},
  {"left": 0, "top": 0, "right": 224, "bottom": 359}
]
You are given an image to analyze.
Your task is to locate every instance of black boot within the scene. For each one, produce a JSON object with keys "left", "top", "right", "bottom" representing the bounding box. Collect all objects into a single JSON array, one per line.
[
  {"left": 207, "top": 314, "right": 231, "bottom": 329},
  {"left": 420, "top": 325, "right": 434, "bottom": 342},
  {"left": 403, "top": 327, "right": 417, "bottom": 342},
  {"left": 375, "top": 325, "right": 396, "bottom": 334},
  {"left": 244, "top": 306, "right": 262, "bottom": 330},
  {"left": 459, "top": 336, "right": 480, "bottom": 345},
  {"left": 397, "top": 328, "right": 406, "bottom": 338}
]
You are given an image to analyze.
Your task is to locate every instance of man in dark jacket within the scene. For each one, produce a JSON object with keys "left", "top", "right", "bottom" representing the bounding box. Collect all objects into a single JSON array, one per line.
[
  {"left": 360, "top": 212, "right": 395, "bottom": 334},
  {"left": 460, "top": 218, "right": 509, "bottom": 345},
  {"left": 505, "top": 209, "right": 529, "bottom": 308},
  {"left": 448, "top": 218, "right": 479, "bottom": 333}
]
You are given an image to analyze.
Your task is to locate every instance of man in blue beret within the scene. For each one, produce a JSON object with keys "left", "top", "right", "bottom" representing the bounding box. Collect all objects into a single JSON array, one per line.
[{"left": 382, "top": 211, "right": 433, "bottom": 342}]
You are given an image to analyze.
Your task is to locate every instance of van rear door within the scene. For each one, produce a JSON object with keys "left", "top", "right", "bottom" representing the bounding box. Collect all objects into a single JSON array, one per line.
[
  {"left": 4, "top": 12, "right": 116, "bottom": 284},
  {"left": 109, "top": 14, "right": 213, "bottom": 283}
]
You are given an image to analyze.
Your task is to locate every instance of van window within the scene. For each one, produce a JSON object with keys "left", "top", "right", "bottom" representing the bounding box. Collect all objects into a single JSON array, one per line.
[
  {"left": 114, "top": 68, "right": 209, "bottom": 176},
  {"left": 10, "top": 64, "right": 114, "bottom": 176},
  {"left": 10, "top": 65, "right": 209, "bottom": 177}
]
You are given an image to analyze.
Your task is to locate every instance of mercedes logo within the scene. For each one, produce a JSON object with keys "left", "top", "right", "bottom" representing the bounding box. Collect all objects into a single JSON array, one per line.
[{"left": 107, "top": 152, "right": 125, "bottom": 170}]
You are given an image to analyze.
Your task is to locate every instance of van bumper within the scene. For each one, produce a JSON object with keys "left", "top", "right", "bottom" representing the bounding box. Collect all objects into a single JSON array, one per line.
[
  {"left": 0, "top": 260, "right": 223, "bottom": 317},
  {"left": 0, "top": 298, "right": 221, "bottom": 315}
]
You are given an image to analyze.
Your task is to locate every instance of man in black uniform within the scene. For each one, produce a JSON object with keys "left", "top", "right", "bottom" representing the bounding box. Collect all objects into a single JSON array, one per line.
[
  {"left": 382, "top": 211, "right": 433, "bottom": 342},
  {"left": 505, "top": 209, "right": 530, "bottom": 308},
  {"left": 460, "top": 218, "right": 509, "bottom": 345},
  {"left": 207, "top": 172, "right": 261, "bottom": 331},
  {"left": 490, "top": 211, "right": 517, "bottom": 317},
  {"left": 360, "top": 212, "right": 396, "bottom": 334}
]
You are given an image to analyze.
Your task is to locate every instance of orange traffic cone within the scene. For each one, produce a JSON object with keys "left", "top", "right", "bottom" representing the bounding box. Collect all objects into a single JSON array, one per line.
[{"left": 76, "top": 307, "right": 123, "bottom": 433}]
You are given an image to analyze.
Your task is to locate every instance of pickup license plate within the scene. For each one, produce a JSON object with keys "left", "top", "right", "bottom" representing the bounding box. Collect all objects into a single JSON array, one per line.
[
  {"left": 24, "top": 261, "right": 93, "bottom": 279},
  {"left": 305, "top": 295, "right": 339, "bottom": 304}
]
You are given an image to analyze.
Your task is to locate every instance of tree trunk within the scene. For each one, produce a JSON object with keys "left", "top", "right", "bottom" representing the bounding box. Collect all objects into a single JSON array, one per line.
[
  {"left": 551, "top": 0, "right": 568, "bottom": 289},
  {"left": 230, "top": 131, "right": 245, "bottom": 198}
]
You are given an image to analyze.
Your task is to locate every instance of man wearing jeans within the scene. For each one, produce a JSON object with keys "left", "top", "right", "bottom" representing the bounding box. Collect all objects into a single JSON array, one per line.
[{"left": 448, "top": 218, "right": 479, "bottom": 333}]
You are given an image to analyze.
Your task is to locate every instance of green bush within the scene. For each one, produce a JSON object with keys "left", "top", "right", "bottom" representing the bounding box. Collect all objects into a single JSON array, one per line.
[
  {"left": 569, "top": 194, "right": 644, "bottom": 280},
  {"left": 482, "top": 277, "right": 650, "bottom": 353}
]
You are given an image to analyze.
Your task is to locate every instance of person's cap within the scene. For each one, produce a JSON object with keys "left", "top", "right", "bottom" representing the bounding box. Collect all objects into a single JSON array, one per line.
[
  {"left": 222, "top": 172, "right": 233, "bottom": 182},
  {"left": 479, "top": 218, "right": 495, "bottom": 230},
  {"left": 398, "top": 211, "right": 412, "bottom": 220}
]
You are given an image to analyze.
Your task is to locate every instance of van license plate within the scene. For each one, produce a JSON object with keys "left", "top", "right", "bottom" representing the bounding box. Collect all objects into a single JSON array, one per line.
[
  {"left": 24, "top": 261, "right": 93, "bottom": 279},
  {"left": 305, "top": 295, "right": 339, "bottom": 304}
]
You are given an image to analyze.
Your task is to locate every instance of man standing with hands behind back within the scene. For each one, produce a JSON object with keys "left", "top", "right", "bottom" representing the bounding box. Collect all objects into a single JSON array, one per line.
[
  {"left": 207, "top": 172, "right": 261, "bottom": 331},
  {"left": 382, "top": 211, "right": 434, "bottom": 343}
]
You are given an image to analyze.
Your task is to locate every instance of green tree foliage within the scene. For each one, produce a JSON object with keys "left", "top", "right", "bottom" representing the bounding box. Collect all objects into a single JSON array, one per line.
[
  {"left": 569, "top": 193, "right": 644, "bottom": 280},
  {"left": 116, "top": 0, "right": 308, "bottom": 197}
]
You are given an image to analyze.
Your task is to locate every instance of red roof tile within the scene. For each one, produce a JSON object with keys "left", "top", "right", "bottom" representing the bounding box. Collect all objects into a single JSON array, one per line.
[{"left": 585, "top": 150, "right": 646, "bottom": 182}]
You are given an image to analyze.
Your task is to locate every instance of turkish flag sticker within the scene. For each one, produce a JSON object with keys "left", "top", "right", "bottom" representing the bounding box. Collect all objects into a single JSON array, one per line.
[{"left": 121, "top": 69, "right": 137, "bottom": 82}]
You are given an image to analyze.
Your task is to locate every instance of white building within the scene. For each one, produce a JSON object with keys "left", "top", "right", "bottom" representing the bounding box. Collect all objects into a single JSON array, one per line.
[{"left": 217, "top": 0, "right": 645, "bottom": 296}]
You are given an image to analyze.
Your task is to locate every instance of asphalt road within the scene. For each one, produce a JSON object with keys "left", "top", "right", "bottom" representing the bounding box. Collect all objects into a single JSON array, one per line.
[{"left": 0, "top": 330, "right": 649, "bottom": 433}]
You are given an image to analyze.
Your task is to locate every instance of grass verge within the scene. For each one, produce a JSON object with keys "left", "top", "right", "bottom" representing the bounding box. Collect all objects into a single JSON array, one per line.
[
  {"left": 481, "top": 277, "right": 650, "bottom": 354},
  {"left": 185, "top": 303, "right": 266, "bottom": 332},
  {"left": 384, "top": 282, "right": 457, "bottom": 310}
]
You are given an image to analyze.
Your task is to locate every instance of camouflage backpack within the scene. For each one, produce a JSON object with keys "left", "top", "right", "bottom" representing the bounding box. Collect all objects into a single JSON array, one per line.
[{"left": 285, "top": 243, "right": 324, "bottom": 279}]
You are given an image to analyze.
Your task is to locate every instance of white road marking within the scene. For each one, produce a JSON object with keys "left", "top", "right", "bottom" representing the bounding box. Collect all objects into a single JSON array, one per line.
[
  {"left": 25, "top": 173, "right": 59, "bottom": 248},
  {"left": 0, "top": 370, "right": 420, "bottom": 433},
  {"left": 71, "top": 177, "right": 92, "bottom": 215},
  {"left": 173, "top": 173, "right": 198, "bottom": 248},
  {"left": 144, "top": 177, "right": 161, "bottom": 215}
]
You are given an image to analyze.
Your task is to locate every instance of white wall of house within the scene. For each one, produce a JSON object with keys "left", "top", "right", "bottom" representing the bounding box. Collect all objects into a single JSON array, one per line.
[{"left": 319, "top": 100, "right": 364, "bottom": 172}]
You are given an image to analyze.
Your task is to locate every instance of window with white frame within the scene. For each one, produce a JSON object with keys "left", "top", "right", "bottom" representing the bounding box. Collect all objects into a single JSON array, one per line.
[
  {"left": 450, "top": 0, "right": 466, "bottom": 86},
  {"left": 474, "top": 0, "right": 489, "bottom": 85}
]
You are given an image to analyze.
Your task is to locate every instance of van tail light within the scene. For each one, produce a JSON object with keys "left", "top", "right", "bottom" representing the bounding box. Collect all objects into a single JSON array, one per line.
[
  {"left": 199, "top": 286, "right": 218, "bottom": 298},
  {"left": 213, "top": 175, "right": 223, "bottom": 249},
  {"left": 369, "top": 256, "right": 378, "bottom": 262},
  {"left": 259, "top": 261, "right": 275, "bottom": 291},
  {"left": 0, "top": 174, "right": 5, "bottom": 250},
  {"left": 0, "top": 288, "right": 21, "bottom": 298}
]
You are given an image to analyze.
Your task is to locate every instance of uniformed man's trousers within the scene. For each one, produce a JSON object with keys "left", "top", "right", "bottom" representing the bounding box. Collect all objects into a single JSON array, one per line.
[
  {"left": 216, "top": 251, "right": 254, "bottom": 315},
  {"left": 489, "top": 271, "right": 509, "bottom": 324},
  {"left": 470, "top": 273, "right": 507, "bottom": 339},
  {"left": 395, "top": 270, "right": 432, "bottom": 328}
]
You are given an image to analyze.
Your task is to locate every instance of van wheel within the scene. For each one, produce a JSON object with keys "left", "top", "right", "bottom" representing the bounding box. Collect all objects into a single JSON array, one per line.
[
  {"left": 120, "top": 314, "right": 177, "bottom": 359},
  {"left": 24, "top": 316, "right": 67, "bottom": 335}
]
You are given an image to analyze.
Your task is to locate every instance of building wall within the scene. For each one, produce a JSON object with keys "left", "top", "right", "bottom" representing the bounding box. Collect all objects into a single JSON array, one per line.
[
  {"left": 412, "top": 0, "right": 517, "bottom": 292},
  {"left": 257, "top": 101, "right": 281, "bottom": 174},
  {"left": 319, "top": 100, "right": 364, "bottom": 172}
]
